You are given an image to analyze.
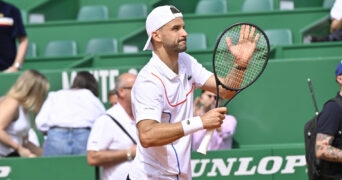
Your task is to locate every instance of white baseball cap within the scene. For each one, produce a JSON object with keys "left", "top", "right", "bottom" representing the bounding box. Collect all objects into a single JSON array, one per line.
[{"left": 143, "top": 5, "right": 183, "bottom": 51}]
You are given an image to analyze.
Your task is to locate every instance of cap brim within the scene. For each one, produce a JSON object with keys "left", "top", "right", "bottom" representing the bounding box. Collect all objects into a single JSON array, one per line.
[{"left": 143, "top": 36, "right": 153, "bottom": 51}]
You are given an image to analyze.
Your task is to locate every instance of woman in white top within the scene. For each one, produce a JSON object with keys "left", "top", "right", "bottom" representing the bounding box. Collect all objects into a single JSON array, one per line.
[
  {"left": 36, "top": 71, "right": 105, "bottom": 156},
  {"left": 0, "top": 70, "right": 50, "bottom": 158}
]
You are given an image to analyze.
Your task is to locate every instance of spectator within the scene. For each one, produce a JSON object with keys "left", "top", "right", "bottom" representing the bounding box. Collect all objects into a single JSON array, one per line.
[
  {"left": 329, "top": 0, "right": 342, "bottom": 33},
  {"left": 306, "top": 0, "right": 342, "bottom": 43},
  {"left": 315, "top": 61, "right": 342, "bottom": 178},
  {"left": 87, "top": 73, "right": 137, "bottom": 180},
  {"left": 128, "top": 5, "right": 258, "bottom": 180},
  {"left": 192, "top": 90, "right": 237, "bottom": 151},
  {"left": 35, "top": 71, "right": 105, "bottom": 156},
  {"left": 108, "top": 89, "right": 118, "bottom": 107},
  {"left": 0, "top": 0, "right": 28, "bottom": 72},
  {"left": 0, "top": 70, "right": 49, "bottom": 157}
]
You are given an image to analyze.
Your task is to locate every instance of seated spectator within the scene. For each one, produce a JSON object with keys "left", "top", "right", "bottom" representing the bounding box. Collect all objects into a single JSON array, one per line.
[
  {"left": 306, "top": 0, "right": 342, "bottom": 42},
  {"left": 0, "top": 70, "right": 50, "bottom": 157},
  {"left": 108, "top": 89, "right": 118, "bottom": 107},
  {"left": 192, "top": 90, "right": 237, "bottom": 151},
  {"left": 35, "top": 71, "right": 105, "bottom": 156},
  {"left": 329, "top": 0, "right": 342, "bottom": 33},
  {"left": 87, "top": 73, "right": 137, "bottom": 180}
]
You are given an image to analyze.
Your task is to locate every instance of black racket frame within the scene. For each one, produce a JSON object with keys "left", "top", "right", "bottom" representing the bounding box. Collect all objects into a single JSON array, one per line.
[{"left": 212, "top": 22, "right": 270, "bottom": 107}]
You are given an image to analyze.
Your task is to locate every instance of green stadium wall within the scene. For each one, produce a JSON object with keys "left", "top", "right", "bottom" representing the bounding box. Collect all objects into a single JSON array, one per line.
[{"left": 0, "top": 147, "right": 306, "bottom": 180}]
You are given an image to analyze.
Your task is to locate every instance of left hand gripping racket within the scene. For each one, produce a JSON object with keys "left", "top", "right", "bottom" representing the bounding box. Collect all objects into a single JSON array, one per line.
[{"left": 197, "top": 22, "right": 270, "bottom": 155}]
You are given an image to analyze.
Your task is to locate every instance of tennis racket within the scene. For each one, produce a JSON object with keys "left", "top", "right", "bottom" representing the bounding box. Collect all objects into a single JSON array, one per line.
[{"left": 197, "top": 22, "right": 270, "bottom": 155}]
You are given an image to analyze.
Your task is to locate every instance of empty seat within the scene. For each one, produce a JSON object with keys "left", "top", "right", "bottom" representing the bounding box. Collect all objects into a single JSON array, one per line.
[
  {"left": 44, "top": 40, "right": 77, "bottom": 57},
  {"left": 85, "top": 37, "right": 118, "bottom": 55},
  {"left": 242, "top": 0, "right": 273, "bottom": 12},
  {"left": 187, "top": 33, "right": 208, "bottom": 51},
  {"left": 20, "top": 9, "right": 28, "bottom": 24},
  {"left": 26, "top": 42, "right": 38, "bottom": 58},
  {"left": 195, "top": 0, "right": 228, "bottom": 14},
  {"left": 77, "top": 5, "right": 109, "bottom": 21},
  {"left": 264, "top": 28, "right": 293, "bottom": 46},
  {"left": 322, "top": 0, "right": 335, "bottom": 8},
  {"left": 116, "top": 3, "right": 148, "bottom": 19}
]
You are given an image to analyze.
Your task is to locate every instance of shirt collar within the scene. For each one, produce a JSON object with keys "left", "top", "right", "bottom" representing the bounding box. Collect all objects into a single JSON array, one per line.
[{"left": 151, "top": 52, "right": 179, "bottom": 80}]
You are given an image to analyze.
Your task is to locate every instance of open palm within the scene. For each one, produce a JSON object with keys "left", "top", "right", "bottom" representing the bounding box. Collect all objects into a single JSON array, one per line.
[{"left": 225, "top": 24, "right": 260, "bottom": 68}]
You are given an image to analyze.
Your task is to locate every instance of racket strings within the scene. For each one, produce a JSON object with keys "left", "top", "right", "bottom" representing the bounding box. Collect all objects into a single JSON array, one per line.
[
  {"left": 198, "top": 23, "right": 269, "bottom": 155},
  {"left": 223, "top": 69, "right": 244, "bottom": 89},
  {"left": 214, "top": 24, "right": 269, "bottom": 91}
]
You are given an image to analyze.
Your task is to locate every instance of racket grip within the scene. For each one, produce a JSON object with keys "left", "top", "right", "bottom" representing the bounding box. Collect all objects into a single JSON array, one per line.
[{"left": 196, "top": 130, "right": 214, "bottom": 155}]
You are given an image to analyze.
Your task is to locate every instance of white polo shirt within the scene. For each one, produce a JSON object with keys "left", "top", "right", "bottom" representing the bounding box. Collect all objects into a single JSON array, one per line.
[
  {"left": 87, "top": 103, "right": 137, "bottom": 180},
  {"left": 130, "top": 52, "right": 212, "bottom": 180}
]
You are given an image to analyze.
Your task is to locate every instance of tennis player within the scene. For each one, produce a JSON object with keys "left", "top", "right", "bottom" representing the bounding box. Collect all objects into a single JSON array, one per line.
[{"left": 129, "top": 5, "right": 258, "bottom": 180}]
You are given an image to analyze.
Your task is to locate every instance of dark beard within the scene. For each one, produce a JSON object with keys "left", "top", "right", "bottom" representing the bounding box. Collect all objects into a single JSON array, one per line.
[{"left": 164, "top": 40, "right": 187, "bottom": 53}]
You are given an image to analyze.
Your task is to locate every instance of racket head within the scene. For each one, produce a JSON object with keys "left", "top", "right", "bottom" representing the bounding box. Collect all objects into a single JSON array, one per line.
[{"left": 212, "top": 22, "right": 270, "bottom": 92}]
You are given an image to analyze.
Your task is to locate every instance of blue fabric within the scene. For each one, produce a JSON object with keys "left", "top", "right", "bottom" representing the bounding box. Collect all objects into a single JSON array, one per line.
[
  {"left": 335, "top": 60, "right": 342, "bottom": 77},
  {"left": 317, "top": 94, "right": 342, "bottom": 148},
  {"left": 329, "top": 29, "right": 342, "bottom": 42},
  {"left": 0, "top": 1, "right": 27, "bottom": 70},
  {"left": 42, "top": 127, "right": 90, "bottom": 156},
  {"left": 316, "top": 94, "right": 342, "bottom": 176}
]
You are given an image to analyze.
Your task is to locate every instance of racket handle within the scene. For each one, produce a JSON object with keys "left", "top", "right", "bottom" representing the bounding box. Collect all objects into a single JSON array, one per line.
[{"left": 196, "top": 130, "right": 214, "bottom": 155}]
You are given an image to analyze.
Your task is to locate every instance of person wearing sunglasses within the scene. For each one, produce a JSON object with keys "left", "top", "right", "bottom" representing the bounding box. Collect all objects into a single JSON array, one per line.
[{"left": 192, "top": 90, "right": 237, "bottom": 150}]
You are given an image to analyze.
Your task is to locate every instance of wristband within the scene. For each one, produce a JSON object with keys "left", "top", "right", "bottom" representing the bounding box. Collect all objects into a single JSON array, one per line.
[
  {"left": 234, "top": 63, "right": 246, "bottom": 71},
  {"left": 181, "top": 116, "right": 203, "bottom": 136}
]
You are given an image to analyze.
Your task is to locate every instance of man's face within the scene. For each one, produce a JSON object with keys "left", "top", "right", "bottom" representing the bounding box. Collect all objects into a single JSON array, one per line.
[{"left": 158, "top": 17, "right": 188, "bottom": 52}]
